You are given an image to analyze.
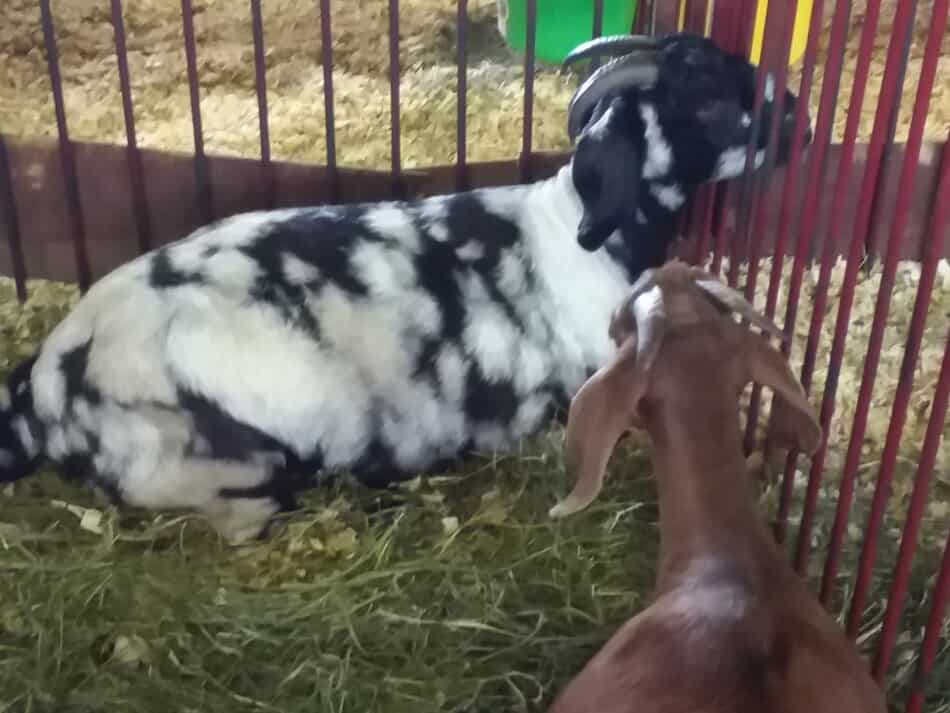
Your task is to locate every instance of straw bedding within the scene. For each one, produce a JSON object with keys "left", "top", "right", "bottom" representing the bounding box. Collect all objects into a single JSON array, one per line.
[
  {"left": 0, "top": 0, "right": 948, "bottom": 166},
  {"left": 0, "top": 1, "right": 948, "bottom": 712}
]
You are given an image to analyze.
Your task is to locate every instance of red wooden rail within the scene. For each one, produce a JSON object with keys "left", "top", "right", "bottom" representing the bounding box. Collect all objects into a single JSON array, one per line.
[{"left": 0, "top": 1, "right": 948, "bottom": 708}]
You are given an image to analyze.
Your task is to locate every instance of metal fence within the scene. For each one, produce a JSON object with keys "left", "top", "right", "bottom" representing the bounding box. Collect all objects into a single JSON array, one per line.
[{"left": 0, "top": 0, "right": 949, "bottom": 709}]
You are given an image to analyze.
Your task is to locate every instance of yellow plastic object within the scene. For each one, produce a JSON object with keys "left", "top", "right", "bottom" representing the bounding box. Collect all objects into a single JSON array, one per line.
[
  {"left": 748, "top": 0, "right": 814, "bottom": 65},
  {"left": 676, "top": 0, "right": 814, "bottom": 66}
]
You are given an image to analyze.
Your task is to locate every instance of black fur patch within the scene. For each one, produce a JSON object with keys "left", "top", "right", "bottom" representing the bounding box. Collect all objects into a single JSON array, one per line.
[
  {"left": 411, "top": 337, "right": 443, "bottom": 388},
  {"left": 411, "top": 234, "right": 467, "bottom": 341},
  {"left": 464, "top": 363, "right": 519, "bottom": 426},
  {"left": 246, "top": 209, "right": 371, "bottom": 296},
  {"left": 239, "top": 209, "right": 387, "bottom": 335},
  {"left": 410, "top": 194, "right": 526, "bottom": 343},
  {"left": 0, "top": 355, "right": 43, "bottom": 482},
  {"left": 179, "top": 390, "right": 288, "bottom": 463},
  {"left": 150, "top": 249, "right": 205, "bottom": 289},
  {"left": 179, "top": 390, "right": 316, "bottom": 511},
  {"left": 59, "top": 340, "right": 102, "bottom": 406},
  {"left": 443, "top": 193, "right": 520, "bottom": 251},
  {"left": 350, "top": 438, "right": 400, "bottom": 489}
]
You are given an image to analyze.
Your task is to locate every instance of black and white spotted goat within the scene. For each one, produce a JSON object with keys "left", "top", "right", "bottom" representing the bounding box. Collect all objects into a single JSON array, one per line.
[{"left": 0, "top": 33, "right": 809, "bottom": 542}]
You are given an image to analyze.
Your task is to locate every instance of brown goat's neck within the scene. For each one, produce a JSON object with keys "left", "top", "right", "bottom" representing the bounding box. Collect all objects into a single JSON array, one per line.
[{"left": 643, "top": 393, "right": 777, "bottom": 594}]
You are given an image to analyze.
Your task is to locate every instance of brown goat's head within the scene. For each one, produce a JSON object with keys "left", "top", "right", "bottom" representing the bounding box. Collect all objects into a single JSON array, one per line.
[{"left": 550, "top": 260, "right": 822, "bottom": 518}]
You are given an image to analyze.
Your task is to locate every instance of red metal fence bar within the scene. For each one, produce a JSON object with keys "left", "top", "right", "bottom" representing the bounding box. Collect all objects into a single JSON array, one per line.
[
  {"left": 319, "top": 0, "right": 340, "bottom": 203},
  {"left": 180, "top": 0, "right": 214, "bottom": 223},
  {"left": 682, "top": 0, "right": 707, "bottom": 34},
  {"left": 249, "top": 0, "right": 274, "bottom": 209},
  {"left": 797, "top": 0, "right": 918, "bottom": 584},
  {"left": 684, "top": 0, "right": 713, "bottom": 265},
  {"left": 0, "top": 137, "right": 26, "bottom": 302},
  {"left": 837, "top": 0, "right": 950, "bottom": 624},
  {"left": 862, "top": 10, "right": 918, "bottom": 264},
  {"left": 708, "top": 0, "right": 751, "bottom": 277},
  {"left": 738, "top": 0, "right": 796, "bottom": 297},
  {"left": 455, "top": 0, "right": 468, "bottom": 191},
  {"left": 762, "top": 0, "right": 827, "bottom": 322},
  {"left": 388, "top": 0, "right": 403, "bottom": 198},
  {"left": 679, "top": 0, "right": 710, "bottom": 267},
  {"left": 772, "top": 0, "right": 853, "bottom": 542},
  {"left": 110, "top": 0, "right": 153, "bottom": 255},
  {"left": 905, "top": 482, "right": 950, "bottom": 713},
  {"left": 726, "top": 62, "right": 768, "bottom": 289},
  {"left": 872, "top": 131, "right": 950, "bottom": 682},
  {"left": 790, "top": 0, "right": 898, "bottom": 574},
  {"left": 741, "top": 0, "right": 798, "bottom": 454},
  {"left": 39, "top": 0, "right": 92, "bottom": 292},
  {"left": 520, "top": 0, "right": 537, "bottom": 184}
]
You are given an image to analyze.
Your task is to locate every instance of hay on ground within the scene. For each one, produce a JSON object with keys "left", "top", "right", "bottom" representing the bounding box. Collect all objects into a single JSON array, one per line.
[{"left": 0, "top": 0, "right": 948, "bottom": 171}]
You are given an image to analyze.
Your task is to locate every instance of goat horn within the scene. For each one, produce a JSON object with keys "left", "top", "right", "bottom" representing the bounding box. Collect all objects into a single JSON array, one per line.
[
  {"left": 561, "top": 35, "right": 658, "bottom": 70},
  {"left": 629, "top": 268, "right": 658, "bottom": 301},
  {"left": 631, "top": 283, "right": 667, "bottom": 372},
  {"left": 610, "top": 269, "right": 659, "bottom": 344},
  {"left": 567, "top": 52, "right": 660, "bottom": 141},
  {"left": 694, "top": 279, "right": 788, "bottom": 342}
]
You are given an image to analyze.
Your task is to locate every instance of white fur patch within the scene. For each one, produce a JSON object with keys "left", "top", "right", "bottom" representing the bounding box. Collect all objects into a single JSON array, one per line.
[
  {"left": 513, "top": 394, "right": 550, "bottom": 436},
  {"left": 513, "top": 345, "right": 548, "bottom": 394},
  {"left": 456, "top": 241, "right": 485, "bottom": 261},
  {"left": 13, "top": 417, "right": 37, "bottom": 458},
  {"left": 649, "top": 184, "right": 686, "bottom": 210},
  {"left": 380, "top": 380, "right": 464, "bottom": 469},
  {"left": 282, "top": 253, "right": 321, "bottom": 285},
  {"left": 519, "top": 168, "right": 630, "bottom": 389},
  {"left": 639, "top": 104, "right": 672, "bottom": 179},
  {"left": 496, "top": 250, "right": 528, "bottom": 297},
  {"left": 436, "top": 345, "right": 467, "bottom": 404},
  {"left": 460, "top": 275, "right": 520, "bottom": 382},
  {"left": 203, "top": 249, "right": 260, "bottom": 293},
  {"left": 419, "top": 198, "right": 451, "bottom": 242},
  {"left": 350, "top": 241, "right": 416, "bottom": 296},
  {"left": 0, "top": 386, "right": 11, "bottom": 411},
  {"left": 205, "top": 211, "right": 300, "bottom": 249},
  {"left": 363, "top": 206, "right": 420, "bottom": 252},
  {"left": 712, "top": 147, "right": 767, "bottom": 180},
  {"left": 164, "top": 288, "right": 370, "bottom": 464}
]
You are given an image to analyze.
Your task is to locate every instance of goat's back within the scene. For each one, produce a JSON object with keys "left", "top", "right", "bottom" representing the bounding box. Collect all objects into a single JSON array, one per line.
[{"left": 547, "top": 567, "right": 886, "bottom": 713}]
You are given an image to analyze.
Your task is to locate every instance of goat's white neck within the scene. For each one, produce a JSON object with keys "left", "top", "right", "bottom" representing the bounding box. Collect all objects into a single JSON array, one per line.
[{"left": 516, "top": 166, "right": 633, "bottom": 377}]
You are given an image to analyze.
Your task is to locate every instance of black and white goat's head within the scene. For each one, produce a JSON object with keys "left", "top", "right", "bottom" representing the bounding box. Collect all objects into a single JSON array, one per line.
[{"left": 564, "top": 32, "right": 812, "bottom": 253}]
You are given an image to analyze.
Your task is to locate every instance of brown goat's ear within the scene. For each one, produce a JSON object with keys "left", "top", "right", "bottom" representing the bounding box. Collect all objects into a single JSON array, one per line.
[
  {"left": 551, "top": 334, "right": 645, "bottom": 518},
  {"left": 745, "top": 334, "right": 823, "bottom": 456}
]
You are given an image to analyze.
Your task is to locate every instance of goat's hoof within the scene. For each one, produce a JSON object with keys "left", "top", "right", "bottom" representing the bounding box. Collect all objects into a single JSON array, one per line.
[{"left": 206, "top": 498, "right": 279, "bottom": 545}]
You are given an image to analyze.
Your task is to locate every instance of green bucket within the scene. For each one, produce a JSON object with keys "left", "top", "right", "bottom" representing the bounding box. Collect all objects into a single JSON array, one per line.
[{"left": 497, "top": 0, "right": 640, "bottom": 65}]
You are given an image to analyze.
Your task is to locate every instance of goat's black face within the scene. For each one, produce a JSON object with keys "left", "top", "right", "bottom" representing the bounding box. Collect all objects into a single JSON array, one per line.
[
  {"left": 568, "top": 33, "right": 811, "bottom": 254},
  {"left": 646, "top": 34, "right": 811, "bottom": 183},
  {"left": 572, "top": 97, "right": 645, "bottom": 251}
]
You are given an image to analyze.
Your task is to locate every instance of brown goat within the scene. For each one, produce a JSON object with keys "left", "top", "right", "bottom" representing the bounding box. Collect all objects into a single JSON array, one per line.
[{"left": 546, "top": 261, "right": 886, "bottom": 713}]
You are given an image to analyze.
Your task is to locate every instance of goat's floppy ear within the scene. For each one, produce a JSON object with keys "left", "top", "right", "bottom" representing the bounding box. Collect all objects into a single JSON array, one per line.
[
  {"left": 552, "top": 284, "right": 667, "bottom": 518},
  {"left": 550, "top": 334, "right": 645, "bottom": 518},
  {"left": 744, "top": 334, "right": 823, "bottom": 456},
  {"left": 571, "top": 99, "right": 644, "bottom": 252}
]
